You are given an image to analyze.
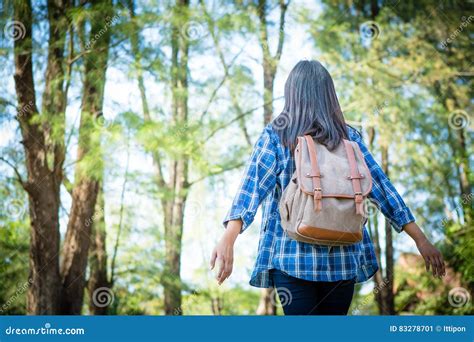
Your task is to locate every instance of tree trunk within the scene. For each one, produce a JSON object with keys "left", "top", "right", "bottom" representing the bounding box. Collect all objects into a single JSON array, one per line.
[
  {"left": 59, "top": 0, "right": 112, "bottom": 314},
  {"left": 162, "top": 193, "right": 187, "bottom": 315},
  {"left": 256, "top": 290, "right": 277, "bottom": 315},
  {"left": 367, "top": 128, "right": 385, "bottom": 312},
  {"left": 380, "top": 146, "right": 395, "bottom": 315},
  {"left": 256, "top": 0, "right": 288, "bottom": 126},
  {"left": 88, "top": 187, "right": 111, "bottom": 315},
  {"left": 127, "top": 0, "right": 190, "bottom": 315},
  {"left": 255, "top": 0, "right": 288, "bottom": 315},
  {"left": 161, "top": 0, "right": 190, "bottom": 315},
  {"left": 454, "top": 127, "right": 472, "bottom": 223},
  {"left": 433, "top": 72, "right": 472, "bottom": 224},
  {"left": 367, "top": 130, "right": 394, "bottom": 314},
  {"left": 365, "top": 2, "right": 395, "bottom": 315},
  {"left": 13, "top": 0, "right": 69, "bottom": 314},
  {"left": 211, "top": 296, "right": 223, "bottom": 315},
  {"left": 262, "top": 61, "right": 276, "bottom": 125}
]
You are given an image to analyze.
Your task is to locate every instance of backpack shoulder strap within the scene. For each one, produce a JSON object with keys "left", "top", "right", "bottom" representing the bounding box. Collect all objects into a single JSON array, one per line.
[
  {"left": 343, "top": 139, "right": 364, "bottom": 215},
  {"left": 303, "top": 135, "right": 323, "bottom": 212}
]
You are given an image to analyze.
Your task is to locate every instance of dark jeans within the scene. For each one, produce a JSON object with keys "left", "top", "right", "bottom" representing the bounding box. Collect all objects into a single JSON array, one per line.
[{"left": 270, "top": 269, "right": 356, "bottom": 315}]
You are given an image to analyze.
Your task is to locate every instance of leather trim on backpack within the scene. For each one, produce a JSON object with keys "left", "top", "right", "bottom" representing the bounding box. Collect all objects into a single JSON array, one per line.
[{"left": 297, "top": 225, "right": 363, "bottom": 244}]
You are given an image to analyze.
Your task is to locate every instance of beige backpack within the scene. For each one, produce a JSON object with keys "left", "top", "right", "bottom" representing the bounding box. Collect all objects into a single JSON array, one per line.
[{"left": 279, "top": 135, "right": 373, "bottom": 246}]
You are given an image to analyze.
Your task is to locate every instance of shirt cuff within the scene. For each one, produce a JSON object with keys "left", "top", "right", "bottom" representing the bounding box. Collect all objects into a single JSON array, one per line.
[
  {"left": 222, "top": 206, "right": 254, "bottom": 233},
  {"left": 388, "top": 207, "right": 416, "bottom": 233}
]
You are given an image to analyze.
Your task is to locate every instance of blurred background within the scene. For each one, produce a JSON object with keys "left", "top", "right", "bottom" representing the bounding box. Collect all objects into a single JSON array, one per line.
[{"left": 0, "top": 0, "right": 472, "bottom": 315}]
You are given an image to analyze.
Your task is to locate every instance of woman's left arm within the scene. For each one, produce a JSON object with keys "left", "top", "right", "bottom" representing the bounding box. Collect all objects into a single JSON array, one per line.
[
  {"left": 403, "top": 222, "right": 445, "bottom": 277},
  {"left": 350, "top": 129, "right": 445, "bottom": 277}
]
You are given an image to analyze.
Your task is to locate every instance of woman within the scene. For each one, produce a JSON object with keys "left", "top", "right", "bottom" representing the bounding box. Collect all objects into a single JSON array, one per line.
[{"left": 210, "top": 60, "right": 445, "bottom": 315}]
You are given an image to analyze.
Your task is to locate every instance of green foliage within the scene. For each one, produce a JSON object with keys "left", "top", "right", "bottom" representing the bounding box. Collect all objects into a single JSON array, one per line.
[
  {"left": 181, "top": 285, "right": 261, "bottom": 315},
  {"left": 0, "top": 184, "right": 29, "bottom": 315},
  {"left": 442, "top": 221, "right": 474, "bottom": 289},
  {"left": 395, "top": 259, "right": 473, "bottom": 315}
]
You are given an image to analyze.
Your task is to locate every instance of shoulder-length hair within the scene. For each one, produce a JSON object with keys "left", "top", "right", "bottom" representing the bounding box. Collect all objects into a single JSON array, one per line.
[{"left": 272, "top": 60, "right": 349, "bottom": 152}]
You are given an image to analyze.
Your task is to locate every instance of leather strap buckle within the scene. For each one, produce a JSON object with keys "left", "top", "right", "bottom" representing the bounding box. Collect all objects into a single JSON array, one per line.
[
  {"left": 346, "top": 174, "right": 365, "bottom": 179},
  {"left": 306, "top": 172, "right": 323, "bottom": 178},
  {"left": 313, "top": 188, "right": 322, "bottom": 212}
]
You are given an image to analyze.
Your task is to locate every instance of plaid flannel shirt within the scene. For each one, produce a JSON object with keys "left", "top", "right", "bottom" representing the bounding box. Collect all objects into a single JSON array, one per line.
[{"left": 223, "top": 124, "right": 415, "bottom": 288}]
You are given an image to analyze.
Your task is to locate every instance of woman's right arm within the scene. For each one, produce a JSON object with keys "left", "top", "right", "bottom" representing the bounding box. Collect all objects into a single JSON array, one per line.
[
  {"left": 211, "top": 126, "right": 281, "bottom": 284},
  {"left": 210, "top": 219, "right": 242, "bottom": 285}
]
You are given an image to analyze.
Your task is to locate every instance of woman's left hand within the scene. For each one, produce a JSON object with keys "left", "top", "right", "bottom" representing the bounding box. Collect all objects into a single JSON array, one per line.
[
  {"left": 403, "top": 222, "right": 446, "bottom": 278},
  {"left": 415, "top": 238, "right": 446, "bottom": 277}
]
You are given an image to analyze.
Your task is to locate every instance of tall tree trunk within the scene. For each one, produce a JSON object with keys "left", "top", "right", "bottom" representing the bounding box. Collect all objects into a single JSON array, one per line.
[
  {"left": 59, "top": 0, "right": 112, "bottom": 314},
  {"left": 367, "top": 130, "right": 394, "bottom": 314},
  {"left": 256, "top": 291, "right": 276, "bottom": 315},
  {"left": 381, "top": 146, "right": 395, "bottom": 315},
  {"left": 366, "top": 0, "right": 396, "bottom": 314},
  {"left": 255, "top": 0, "right": 289, "bottom": 315},
  {"left": 454, "top": 127, "right": 472, "bottom": 222},
  {"left": 127, "top": 0, "right": 190, "bottom": 315},
  {"left": 433, "top": 78, "right": 473, "bottom": 224},
  {"left": 161, "top": 0, "right": 190, "bottom": 315},
  {"left": 444, "top": 95, "right": 473, "bottom": 223},
  {"left": 13, "top": 0, "right": 69, "bottom": 314},
  {"left": 211, "top": 296, "right": 223, "bottom": 315},
  {"left": 367, "top": 128, "right": 386, "bottom": 312},
  {"left": 256, "top": 0, "right": 288, "bottom": 126},
  {"left": 162, "top": 192, "right": 187, "bottom": 315},
  {"left": 87, "top": 187, "right": 110, "bottom": 315}
]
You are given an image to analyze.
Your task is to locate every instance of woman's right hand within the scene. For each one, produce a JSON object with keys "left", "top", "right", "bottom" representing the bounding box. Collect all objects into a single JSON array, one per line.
[{"left": 210, "top": 220, "right": 242, "bottom": 285}]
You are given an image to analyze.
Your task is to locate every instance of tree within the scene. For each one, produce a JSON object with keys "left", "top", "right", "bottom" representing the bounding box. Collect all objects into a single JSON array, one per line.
[
  {"left": 87, "top": 187, "right": 111, "bottom": 315},
  {"left": 59, "top": 0, "right": 113, "bottom": 315},
  {"left": 253, "top": 0, "right": 290, "bottom": 316},
  {"left": 12, "top": 0, "right": 69, "bottom": 314},
  {"left": 11, "top": 0, "right": 113, "bottom": 314}
]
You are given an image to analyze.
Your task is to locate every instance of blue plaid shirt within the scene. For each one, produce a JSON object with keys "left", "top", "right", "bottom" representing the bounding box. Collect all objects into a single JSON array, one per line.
[{"left": 223, "top": 124, "right": 416, "bottom": 288}]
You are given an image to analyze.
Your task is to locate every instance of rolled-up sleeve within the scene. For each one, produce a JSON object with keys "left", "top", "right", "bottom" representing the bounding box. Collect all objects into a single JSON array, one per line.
[
  {"left": 222, "top": 126, "right": 279, "bottom": 233},
  {"left": 349, "top": 128, "right": 416, "bottom": 233}
]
